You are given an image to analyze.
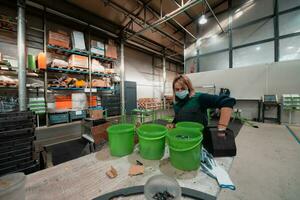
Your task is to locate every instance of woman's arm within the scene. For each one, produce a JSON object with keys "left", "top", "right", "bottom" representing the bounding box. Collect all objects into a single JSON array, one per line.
[
  {"left": 218, "top": 107, "right": 233, "bottom": 130},
  {"left": 199, "top": 94, "right": 236, "bottom": 129}
]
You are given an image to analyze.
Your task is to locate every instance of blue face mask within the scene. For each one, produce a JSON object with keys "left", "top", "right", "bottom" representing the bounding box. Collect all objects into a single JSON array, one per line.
[{"left": 175, "top": 90, "right": 189, "bottom": 99}]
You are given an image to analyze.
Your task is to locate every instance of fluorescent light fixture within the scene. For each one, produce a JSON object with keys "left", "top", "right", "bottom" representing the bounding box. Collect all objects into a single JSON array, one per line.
[
  {"left": 199, "top": 15, "right": 207, "bottom": 25},
  {"left": 287, "top": 46, "right": 294, "bottom": 50}
]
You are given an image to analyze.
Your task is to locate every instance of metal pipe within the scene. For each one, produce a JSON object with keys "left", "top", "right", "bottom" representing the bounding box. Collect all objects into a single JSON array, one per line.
[
  {"left": 172, "top": 19, "right": 197, "bottom": 39},
  {"left": 203, "top": 0, "right": 225, "bottom": 33},
  {"left": 88, "top": 28, "right": 92, "bottom": 108},
  {"left": 120, "top": 41, "right": 125, "bottom": 116},
  {"left": 127, "top": 0, "right": 202, "bottom": 40},
  {"left": 162, "top": 55, "right": 166, "bottom": 110},
  {"left": 160, "top": 0, "right": 163, "bottom": 18},
  {"left": 43, "top": 6, "right": 49, "bottom": 126},
  {"left": 17, "top": 0, "right": 27, "bottom": 111},
  {"left": 136, "top": 0, "right": 185, "bottom": 34},
  {"left": 126, "top": 40, "right": 183, "bottom": 64}
]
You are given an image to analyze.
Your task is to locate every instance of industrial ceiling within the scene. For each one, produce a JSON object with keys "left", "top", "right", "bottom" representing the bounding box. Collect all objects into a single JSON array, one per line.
[{"left": 16, "top": 0, "right": 228, "bottom": 63}]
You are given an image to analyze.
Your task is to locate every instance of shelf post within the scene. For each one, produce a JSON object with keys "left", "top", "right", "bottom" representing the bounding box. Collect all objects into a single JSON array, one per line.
[
  {"left": 163, "top": 54, "right": 166, "bottom": 110},
  {"left": 17, "top": 0, "right": 27, "bottom": 111},
  {"left": 88, "top": 27, "right": 92, "bottom": 108},
  {"left": 43, "top": 6, "right": 49, "bottom": 126},
  {"left": 120, "top": 40, "right": 125, "bottom": 116}
]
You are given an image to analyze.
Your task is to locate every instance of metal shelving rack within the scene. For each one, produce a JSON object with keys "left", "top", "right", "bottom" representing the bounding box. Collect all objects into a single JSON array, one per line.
[{"left": 40, "top": 10, "right": 119, "bottom": 126}]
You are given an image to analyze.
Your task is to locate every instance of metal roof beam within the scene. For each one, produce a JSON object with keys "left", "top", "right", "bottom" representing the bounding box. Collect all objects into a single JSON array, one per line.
[
  {"left": 105, "top": 0, "right": 184, "bottom": 45},
  {"left": 172, "top": 0, "right": 194, "bottom": 20},
  {"left": 127, "top": 0, "right": 202, "bottom": 41}
]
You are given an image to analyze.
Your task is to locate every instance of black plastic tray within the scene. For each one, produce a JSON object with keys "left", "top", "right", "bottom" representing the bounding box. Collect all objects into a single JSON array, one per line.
[{"left": 0, "top": 128, "right": 35, "bottom": 141}]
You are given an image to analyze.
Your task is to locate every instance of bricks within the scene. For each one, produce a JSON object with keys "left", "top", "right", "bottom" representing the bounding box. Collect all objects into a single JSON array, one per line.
[{"left": 138, "top": 98, "right": 162, "bottom": 110}]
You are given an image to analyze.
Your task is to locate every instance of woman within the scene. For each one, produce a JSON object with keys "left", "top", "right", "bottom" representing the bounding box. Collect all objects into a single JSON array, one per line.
[{"left": 168, "top": 75, "right": 236, "bottom": 132}]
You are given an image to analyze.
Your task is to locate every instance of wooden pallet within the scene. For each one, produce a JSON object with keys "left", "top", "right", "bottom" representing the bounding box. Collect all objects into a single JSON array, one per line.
[
  {"left": 0, "top": 66, "right": 12, "bottom": 71},
  {"left": 0, "top": 81, "right": 17, "bottom": 87}
]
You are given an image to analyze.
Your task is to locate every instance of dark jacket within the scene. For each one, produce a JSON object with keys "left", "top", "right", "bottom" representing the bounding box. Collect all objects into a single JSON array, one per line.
[{"left": 173, "top": 92, "right": 236, "bottom": 127}]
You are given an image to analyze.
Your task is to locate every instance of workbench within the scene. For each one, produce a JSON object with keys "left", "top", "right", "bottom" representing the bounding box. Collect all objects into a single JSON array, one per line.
[{"left": 25, "top": 144, "right": 234, "bottom": 200}]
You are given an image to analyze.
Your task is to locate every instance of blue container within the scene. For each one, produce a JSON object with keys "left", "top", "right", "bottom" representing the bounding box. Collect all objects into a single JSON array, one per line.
[
  {"left": 69, "top": 110, "right": 87, "bottom": 122},
  {"left": 49, "top": 112, "right": 69, "bottom": 125}
]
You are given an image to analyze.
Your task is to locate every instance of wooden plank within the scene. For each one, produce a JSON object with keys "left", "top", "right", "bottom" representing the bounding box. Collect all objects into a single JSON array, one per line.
[{"left": 25, "top": 145, "right": 233, "bottom": 200}]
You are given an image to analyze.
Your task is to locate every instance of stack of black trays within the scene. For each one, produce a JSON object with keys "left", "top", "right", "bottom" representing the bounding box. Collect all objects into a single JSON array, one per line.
[
  {"left": 101, "top": 94, "right": 121, "bottom": 116},
  {"left": 0, "top": 111, "right": 39, "bottom": 176}
]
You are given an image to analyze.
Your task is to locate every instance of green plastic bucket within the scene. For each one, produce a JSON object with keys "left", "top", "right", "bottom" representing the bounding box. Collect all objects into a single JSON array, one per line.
[
  {"left": 176, "top": 121, "right": 204, "bottom": 133},
  {"left": 167, "top": 128, "right": 203, "bottom": 171},
  {"left": 107, "top": 123, "right": 135, "bottom": 157},
  {"left": 137, "top": 124, "right": 167, "bottom": 160}
]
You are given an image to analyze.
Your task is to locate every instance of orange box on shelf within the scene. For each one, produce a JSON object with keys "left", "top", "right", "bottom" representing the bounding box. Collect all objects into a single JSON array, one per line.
[
  {"left": 68, "top": 54, "right": 88, "bottom": 69},
  {"left": 92, "top": 79, "right": 106, "bottom": 88},
  {"left": 55, "top": 95, "right": 72, "bottom": 110},
  {"left": 48, "top": 31, "right": 70, "bottom": 49}
]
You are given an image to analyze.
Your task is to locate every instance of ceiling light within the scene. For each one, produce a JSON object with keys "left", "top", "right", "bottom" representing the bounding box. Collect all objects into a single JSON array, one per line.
[
  {"left": 199, "top": 15, "right": 207, "bottom": 25},
  {"left": 256, "top": 46, "right": 261, "bottom": 51},
  {"left": 287, "top": 46, "right": 294, "bottom": 50}
]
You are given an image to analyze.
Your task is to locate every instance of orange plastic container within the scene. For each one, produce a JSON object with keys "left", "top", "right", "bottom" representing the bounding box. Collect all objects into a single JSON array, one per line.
[{"left": 37, "top": 52, "right": 47, "bottom": 70}]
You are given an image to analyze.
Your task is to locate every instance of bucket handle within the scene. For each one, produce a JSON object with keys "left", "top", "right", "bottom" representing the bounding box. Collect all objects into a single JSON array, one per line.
[
  {"left": 168, "top": 140, "right": 201, "bottom": 152},
  {"left": 137, "top": 132, "right": 166, "bottom": 141}
]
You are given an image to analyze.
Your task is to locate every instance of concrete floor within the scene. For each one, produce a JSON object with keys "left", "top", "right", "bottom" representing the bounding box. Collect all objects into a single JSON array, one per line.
[{"left": 218, "top": 123, "right": 300, "bottom": 200}]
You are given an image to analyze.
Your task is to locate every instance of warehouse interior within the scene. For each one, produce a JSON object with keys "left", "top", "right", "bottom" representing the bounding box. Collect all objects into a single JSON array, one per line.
[{"left": 0, "top": 0, "right": 299, "bottom": 199}]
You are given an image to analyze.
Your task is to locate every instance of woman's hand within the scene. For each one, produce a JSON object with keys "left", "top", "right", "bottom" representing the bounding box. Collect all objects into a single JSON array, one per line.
[{"left": 166, "top": 123, "right": 175, "bottom": 129}]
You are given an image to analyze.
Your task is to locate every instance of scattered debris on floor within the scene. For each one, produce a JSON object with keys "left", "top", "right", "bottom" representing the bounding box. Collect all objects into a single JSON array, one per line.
[
  {"left": 152, "top": 191, "right": 175, "bottom": 200},
  {"left": 128, "top": 164, "right": 144, "bottom": 176},
  {"left": 136, "top": 160, "right": 143, "bottom": 166},
  {"left": 106, "top": 166, "right": 118, "bottom": 179}
]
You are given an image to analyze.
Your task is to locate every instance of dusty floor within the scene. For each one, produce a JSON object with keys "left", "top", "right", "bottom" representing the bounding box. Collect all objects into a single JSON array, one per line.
[{"left": 218, "top": 123, "right": 300, "bottom": 200}]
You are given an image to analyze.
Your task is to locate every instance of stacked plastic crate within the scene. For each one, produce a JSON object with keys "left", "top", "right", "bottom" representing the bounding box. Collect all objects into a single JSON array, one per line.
[{"left": 0, "top": 111, "right": 39, "bottom": 176}]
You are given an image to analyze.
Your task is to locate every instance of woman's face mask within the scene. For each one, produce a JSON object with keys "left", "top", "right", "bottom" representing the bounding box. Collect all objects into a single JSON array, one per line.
[{"left": 175, "top": 90, "right": 189, "bottom": 99}]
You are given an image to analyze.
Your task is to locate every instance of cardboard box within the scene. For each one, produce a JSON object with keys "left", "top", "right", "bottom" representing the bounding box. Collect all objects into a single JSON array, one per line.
[
  {"left": 91, "top": 59, "right": 105, "bottom": 72},
  {"left": 88, "top": 109, "right": 104, "bottom": 120},
  {"left": 48, "top": 31, "right": 70, "bottom": 49},
  {"left": 105, "top": 41, "right": 117, "bottom": 59},
  {"left": 91, "top": 122, "right": 110, "bottom": 144},
  {"left": 92, "top": 79, "right": 106, "bottom": 88},
  {"left": 68, "top": 54, "right": 88, "bottom": 69}
]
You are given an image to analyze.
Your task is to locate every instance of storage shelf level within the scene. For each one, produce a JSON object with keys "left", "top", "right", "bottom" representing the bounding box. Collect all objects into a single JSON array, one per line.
[
  {"left": 47, "top": 45, "right": 116, "bottom": 62},
  {"left": 48, "top": 87, "right": 114, "bottom": 91},
  {"left": 47, "top": 67, "right": 113, "bottom": 77}
]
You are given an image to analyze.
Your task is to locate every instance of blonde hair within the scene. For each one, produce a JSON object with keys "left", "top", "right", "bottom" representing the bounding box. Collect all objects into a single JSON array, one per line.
[{"left": 172, "top": 75, "right": 195, "bottom": 100}]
